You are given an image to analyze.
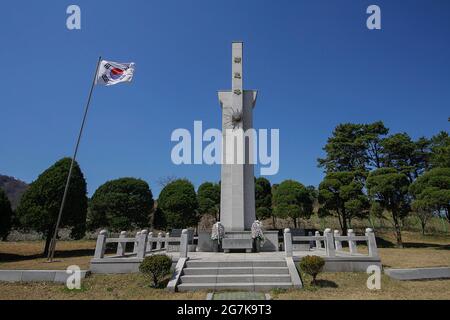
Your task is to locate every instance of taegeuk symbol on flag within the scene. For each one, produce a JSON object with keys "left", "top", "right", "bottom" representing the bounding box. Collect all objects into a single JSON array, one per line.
[{"left": 96, "top": 60, "right": 135, "bottom": 86}]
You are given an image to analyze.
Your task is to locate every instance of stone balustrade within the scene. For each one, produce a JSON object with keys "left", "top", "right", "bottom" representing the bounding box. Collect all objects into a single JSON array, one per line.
[
  {"left": 283, "top": 227, "right": 379, "bottom": 258},
  {"left": 93, "top": 229, "right": 189, "bottom": 260}
]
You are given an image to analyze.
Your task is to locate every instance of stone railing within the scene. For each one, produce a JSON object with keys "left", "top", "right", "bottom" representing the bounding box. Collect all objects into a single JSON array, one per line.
[
  {"left": 93, "top": 229, "right": 189, "bottom": 260},
  {"left": 283, "top": 228, "right": 379, "bottom": 258}
]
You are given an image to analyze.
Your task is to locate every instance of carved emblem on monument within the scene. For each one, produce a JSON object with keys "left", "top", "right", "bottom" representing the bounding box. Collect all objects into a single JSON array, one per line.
[
  {"left": 234, "top": 72, "right": 241, "bottom": 79},
  {"left": 233, "top": 89, "right": 242, "bottom": 95},
  {"left": 230, "top": 109, "right": 243, "bottom": 129},
  {"left": 224, "top": 108, "right": 243, "bottom": 130},
  {"left": 234, "top": 57, "right": 242, "bottom": 63}
]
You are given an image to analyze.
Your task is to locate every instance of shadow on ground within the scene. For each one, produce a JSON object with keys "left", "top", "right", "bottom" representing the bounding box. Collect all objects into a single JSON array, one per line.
[
  {"left": 314, "top": 279, "right": 338, "bottom": 288},
  {"left": 0, "top": 248, "right": 98, "bottom": 263},
  {"left": 403, "top": 243, "right": 450, "bottom": 250},
  {"left": 375, "top": 237, "right": 396, "bottom": 248},
  {"left": 376, "top": 236, "right": 449, "bottom": 250}
]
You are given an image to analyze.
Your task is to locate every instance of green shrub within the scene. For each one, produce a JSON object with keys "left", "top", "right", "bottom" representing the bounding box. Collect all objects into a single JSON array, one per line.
[
  {"left": 139, "top": 255, "right": 173, "bottom": 288},
  {"left": 299, "top": 255, "right": 325, "bottom": 285}
]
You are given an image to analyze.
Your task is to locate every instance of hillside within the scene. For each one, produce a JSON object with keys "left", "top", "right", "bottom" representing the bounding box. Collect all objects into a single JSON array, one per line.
[{"left": 0, "top": 175, "right": 28, "bottom": 209}]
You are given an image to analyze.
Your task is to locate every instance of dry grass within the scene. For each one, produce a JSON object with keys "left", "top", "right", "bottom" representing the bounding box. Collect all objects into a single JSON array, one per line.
[
  {"left": 379, "top": 247, "right": 450, "bottom": 268},
  {"left": 272, "top": 272, "right": 450, "bottom": 300},
  {"left": 271, "top": 230, "right": 449, "bottom": 300},
  {"left": 1, "top": 271, "right": 448, "bottom": 300},
  {"left": 0, "top": 273, "right": 205, "bottom": 300},
  {"left": 0, "top": 240, "right": 95, "bottom": 270},
  {"left": 376, "top": 231, "right": 450, "bottom": 268}
]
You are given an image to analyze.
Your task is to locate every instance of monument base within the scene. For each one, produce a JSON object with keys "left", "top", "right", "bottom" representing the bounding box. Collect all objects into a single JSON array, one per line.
[
  {"left": 222, "top": 231, "right": 253, "bottom": 253},
  {"left": 222, "top": 231, "right": 280, "bottom": 253},
  {"left": 196, "top": 230, "right": 280, "bottom": 253}
]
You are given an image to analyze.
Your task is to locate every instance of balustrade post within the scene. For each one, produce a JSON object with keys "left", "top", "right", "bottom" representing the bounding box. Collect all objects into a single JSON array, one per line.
[
  {"left": 180, "top": 229, "right": 188, "bottom": 258},
  {"left": 366, "top": 228, "right": 379, "bottom": 258},
  {"left": 137, "top": 230, "right": 148, "bottom": 259},
  {"left": 116, "top": 231, "right": 127, "bottom": 256},
  {"left": 348, "top": 229, "right": 357, "bottom": 254},
  {"left": 315, "top": 231, "right": 322, "bottom": 249},
  {"left": 147, "top": 232, "right": 154, "bottom": 253},
  {"left": 334, "top": 230, "right": 342, "bottom": 251},
  {"left": 156, "top": 232, "right": 163, "bottom": 250},
  {"left": 94, "top": 230, "right": 108, "bottom": 259},
  {"left": 324, "top": 228, "right": 335, "bottom": 257},
  {"left": 284, "top": 228, "right": 293, "bottom": 257},
  {"left": 165, "top": 232, "right": 170, "bottom": 251},
  {"left": 133, "top": 231, "right": 141, "bottom": 254},
  {"left": 308, "top": 231, "right": 314, "bottom": 249}
]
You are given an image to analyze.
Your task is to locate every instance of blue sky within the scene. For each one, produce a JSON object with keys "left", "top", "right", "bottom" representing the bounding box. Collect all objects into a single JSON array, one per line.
[{"left": 1, "top": 0, "right": 449, "bottom": 196}]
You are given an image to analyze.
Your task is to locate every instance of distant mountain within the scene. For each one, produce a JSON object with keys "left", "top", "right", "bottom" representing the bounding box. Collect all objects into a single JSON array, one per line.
[{"left": 0, "top": 175, "right": 28, "bottom": 209}]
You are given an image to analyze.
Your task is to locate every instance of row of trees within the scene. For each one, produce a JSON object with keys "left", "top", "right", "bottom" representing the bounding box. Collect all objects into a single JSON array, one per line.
[
  {"left": 0, "top": 158, "right": 154, "bottom": 255},
  {"left": 193, "top": 122, "right": 449, "bottom": 249},
  {"left": 195, "top": 178, "right": 316, "bottom": 230},
  {"left": 0, "top": 156, "right": 316, "bottom": 254},
  {"left": 317, "top": 122, "right": 450, "bottom": 247},
  {"left": 1, "top": 121, "right": 448, "bottom": 253},
  {"left": 0, "top": 158, "right": 210, "bottom": 254},
  {"left": 155, "top": 178, "right": 316, "bottom": 231}
]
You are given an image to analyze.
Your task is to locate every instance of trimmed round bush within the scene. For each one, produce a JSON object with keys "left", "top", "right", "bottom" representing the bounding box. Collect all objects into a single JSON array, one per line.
[
  {"left": 299, "top": 255, "right": 325, "bottom": 285},
  {"left": 139, "top": 255, "right": 172, "bottom": 288}
]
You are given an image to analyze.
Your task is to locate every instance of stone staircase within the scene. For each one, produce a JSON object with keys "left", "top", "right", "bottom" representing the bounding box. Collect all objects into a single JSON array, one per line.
[{"left": 177, "top": 259, "right": 296, "bottom": 292}]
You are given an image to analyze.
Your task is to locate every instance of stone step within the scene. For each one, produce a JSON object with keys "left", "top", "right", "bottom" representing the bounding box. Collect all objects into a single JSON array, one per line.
[
  {"left": 182, "top": 266, "right": 290, "bottom": 275},
  {"left": 177, "top": 282, "right": 293, "bottom": 292},
  {"left": 185, "top": 260, "right": 286, "bottom": 268},
  {"left": 180, "top": 274, "right": 292, "bottom": 284}
]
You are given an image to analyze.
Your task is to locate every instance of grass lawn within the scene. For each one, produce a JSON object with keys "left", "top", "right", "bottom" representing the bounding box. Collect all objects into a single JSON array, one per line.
[
  {"left": 376, "top": 231, "right": 449, "bottom": 268},
  {"left": 0, "top": 273, "right": 205, "bottom": 300},
  {"left": 1, "top": 271, "right": 449, "bottom": 300},
  {"left": 271, "top": 272, "right": 450, "bottom": 300},
  {"left": 0, "top": 240, "right": 95, "bottom": 270},
  {"left": 0, "top": 230, "right": 448, "bottom": 300}
]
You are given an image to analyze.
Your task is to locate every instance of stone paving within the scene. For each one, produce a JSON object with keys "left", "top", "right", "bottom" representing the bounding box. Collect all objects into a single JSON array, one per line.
[
  {"left": 208, "top": 292, "right": 268, "bottom": 300},
  {"left": 384, "top": 267, "right": 450, "bottom": 280},
  {"left": 162, "top": 249, "right": 365, "bottom": 261}
]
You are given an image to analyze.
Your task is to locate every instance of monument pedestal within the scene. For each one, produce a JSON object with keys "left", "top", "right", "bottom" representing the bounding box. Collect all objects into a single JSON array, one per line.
[
  {"left": 220, "top": 230, "right": 280, "bottom": 253},
  {"left": 222, "top": 231, "right": 253, "bottom": 253},
  {"left": 197, "top": 230, "right": 279, "bottom": 253}
]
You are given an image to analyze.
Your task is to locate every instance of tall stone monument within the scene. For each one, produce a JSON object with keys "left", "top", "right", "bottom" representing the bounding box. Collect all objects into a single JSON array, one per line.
[{"left": 218, "top": 42, "right": 257, "bottom": 231}]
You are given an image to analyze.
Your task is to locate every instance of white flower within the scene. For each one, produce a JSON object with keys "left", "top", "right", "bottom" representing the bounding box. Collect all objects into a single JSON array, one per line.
[
  {"left": 251, "top": 220, "right": 265, "bottom": 246},
  {"left": 211, "top": 222, "right": 225, "bottom": 244}
]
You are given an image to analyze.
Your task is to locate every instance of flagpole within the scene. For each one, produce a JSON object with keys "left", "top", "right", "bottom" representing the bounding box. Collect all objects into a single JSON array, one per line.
[{"left": 47, "top": 56, "right": 102, "bottom": 262}]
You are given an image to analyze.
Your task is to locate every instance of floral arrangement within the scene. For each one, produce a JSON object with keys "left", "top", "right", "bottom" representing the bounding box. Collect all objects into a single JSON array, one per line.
[
  {"left": 211, "top": 222, "right": 225, "bottom": 244},
  {"left": 251, "top": 220, "right": 265, "bottom": 246}
]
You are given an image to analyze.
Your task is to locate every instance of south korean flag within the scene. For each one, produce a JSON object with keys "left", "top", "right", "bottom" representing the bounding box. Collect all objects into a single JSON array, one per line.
[{"left": 96, "top": 60, "right": 135, "bottom": 86}]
